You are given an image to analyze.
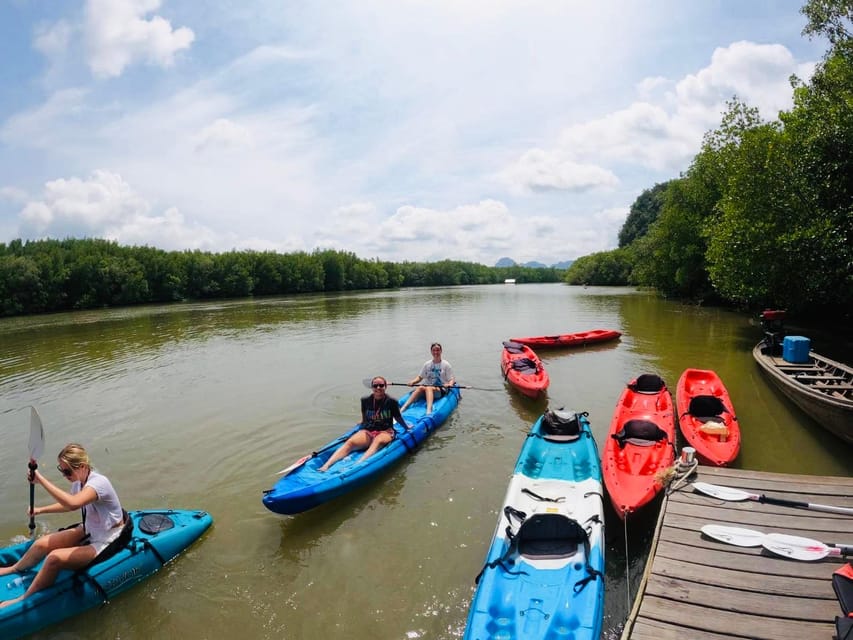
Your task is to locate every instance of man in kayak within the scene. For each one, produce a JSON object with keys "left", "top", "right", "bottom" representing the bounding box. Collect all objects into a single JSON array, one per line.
[
  {"left": 318, "top": 376, "right": 410, "bottom": 471},
  {"left": 0, "top": 443, "right": 124, "bottom": 608},
  {"left": 400, "top": 342, "right": 455, "bottom": 415}
]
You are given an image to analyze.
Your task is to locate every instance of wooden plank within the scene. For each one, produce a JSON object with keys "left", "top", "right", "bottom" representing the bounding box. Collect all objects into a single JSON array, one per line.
[
  {"left": 635, "top": 595, "right": 834, "bottom": 640},
  {"left": 629, "top": 619, "right": 742, "bottom": 640},
  {"left": 643, "top": 571, "right": 838, "bottom": 618}
]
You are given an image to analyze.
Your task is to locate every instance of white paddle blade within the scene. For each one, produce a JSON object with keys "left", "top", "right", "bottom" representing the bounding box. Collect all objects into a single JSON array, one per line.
[
  {"left": 692, "top": 482, "right": 751, "bottom": 502},
  {"left": 28, "top": 406, "right": 45, "bottom": 460},
  {"left": 701, "top": 524, "right": 767, "bottom": 547},
  {"left": 762, "top": 533, "right": 835, "bottom": 561},
  {"left": 276, "top": 455, "right": 310, "bottom": 476}
]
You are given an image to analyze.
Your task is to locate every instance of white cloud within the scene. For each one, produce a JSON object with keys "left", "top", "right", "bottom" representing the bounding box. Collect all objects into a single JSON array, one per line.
[
  {"left": 499, "top": 149, "right": 619, "bottom": 194},
  {"left": 193, "top": 118, "right": 254, "bottom": 153},
  {"left": 85, "top": 0, "right": 195, "bottom": 78},
  {"left": 33, "top": 19, "right": 74, "bottom": 57},
  {"left": 0, "top": 187, "right": 29, "bottom": 204},
  {"left": 17, "top": 170, "right": 217, "bottom": 250}
]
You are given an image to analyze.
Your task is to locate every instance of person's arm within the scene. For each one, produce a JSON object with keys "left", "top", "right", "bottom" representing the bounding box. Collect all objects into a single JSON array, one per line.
[
  {"left": 392, "top": 403, "right": 410, "bottom": 430},
  {"left": 444, "top": 363, "right": 455, "bottom": 388},
  {"left": 32, "top": 469, "right": 97, "bottom": 511},
  {"left": 31, "top": 502, "right": 65, "bottom": 517}
]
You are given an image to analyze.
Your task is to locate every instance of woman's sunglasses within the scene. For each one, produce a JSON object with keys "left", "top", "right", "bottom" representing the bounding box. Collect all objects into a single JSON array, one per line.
[
  {"left": 57, "top": 464, "right": 73, "bottom": 477},
  {"left": 372, "top": 383, "right": 386, "bottom": 389}
]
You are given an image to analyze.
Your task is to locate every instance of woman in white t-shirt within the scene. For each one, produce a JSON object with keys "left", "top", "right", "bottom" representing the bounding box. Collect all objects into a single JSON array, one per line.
[
  {"left": 0, "top": 443, "right": 124, "bottom": 608},
  {"left": 400, "top": 342, "right": 455, "bottom": 415}
]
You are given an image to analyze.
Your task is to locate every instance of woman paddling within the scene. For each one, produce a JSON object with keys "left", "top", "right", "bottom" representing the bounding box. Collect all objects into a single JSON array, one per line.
[{"left": 0, "top": 443, "right": 124, "bottom": 608}]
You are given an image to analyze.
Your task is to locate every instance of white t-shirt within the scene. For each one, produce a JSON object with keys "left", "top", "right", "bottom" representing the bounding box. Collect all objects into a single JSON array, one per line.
[
  {"left": 419, "top": 359, "right": 453, "bottom": 386},
  {"left": 72, "top": 469, "right": 123, "bottom": 537}
]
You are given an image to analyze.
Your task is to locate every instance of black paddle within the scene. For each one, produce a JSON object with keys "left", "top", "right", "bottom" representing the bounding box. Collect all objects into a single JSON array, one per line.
[
  {"left": 360, "top": 379, "right": 501, "bottom": 391},
  {"left": 27, "top": 406, "right": 45, "bottom": 536}
]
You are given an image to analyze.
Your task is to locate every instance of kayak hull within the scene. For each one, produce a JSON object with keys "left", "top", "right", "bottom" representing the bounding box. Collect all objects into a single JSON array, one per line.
[
  {"left": 602, "top": 375, "right": 675, "bottom": 519},
  {"left": 262, "top": 388, "right": 461, "bottom": 515},
  {"left": 463, "top": 412, "right": 605, "bottom": 640},
  {"left": 0, "top": 509, "right": 212, "bottom": 640},
  {"left": 509, "top": 329, "right": 621, "bottom": 349},
  {"left": 676, "top": 368, "right": 741, "bottom": 466}
]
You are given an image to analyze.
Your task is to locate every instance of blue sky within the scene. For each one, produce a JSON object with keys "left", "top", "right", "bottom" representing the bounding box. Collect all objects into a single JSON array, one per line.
[{"left": 0, "top": 1, "right": 827, "bottom": 266}]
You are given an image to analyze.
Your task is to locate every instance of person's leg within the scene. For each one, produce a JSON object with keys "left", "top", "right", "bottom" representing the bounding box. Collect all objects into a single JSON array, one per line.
[
  {"left": 357, "top": 431, "right": 394, "bottom": 464},
  {"left": 425, "top": 387, "right": 436, "bottom": 414},
  {"left": 319, "top": 431, "right": 371, "bottom": 471},
  {"left": 400, "top": 387, "right": 424, "bottom": 412},
  {"left": 0, "top": 529, "right": 92, "bottom": 608},
  {"left": 0, "top": 527, "right": 84, "bottom": 576}
]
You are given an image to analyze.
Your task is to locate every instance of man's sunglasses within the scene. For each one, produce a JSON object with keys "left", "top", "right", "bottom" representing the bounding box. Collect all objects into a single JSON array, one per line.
[
  {"left": 372, "top": 383, "right": 386, "bottom": 389},
  {"left": 57, "top": 464, "right": 73, "bottom": 477}
]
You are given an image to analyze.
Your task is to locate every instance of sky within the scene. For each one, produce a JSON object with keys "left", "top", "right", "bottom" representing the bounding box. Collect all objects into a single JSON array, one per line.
[{"left": 0, "top": 1, "right": 828, "bottom": 267}]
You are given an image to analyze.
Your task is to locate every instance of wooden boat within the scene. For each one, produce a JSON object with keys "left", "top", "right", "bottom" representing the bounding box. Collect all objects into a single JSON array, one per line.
[
  {"left": 509, "top": 328, "right": 621, "bottom": 349},
  {"left": 463, "top": 409, "right": 604, "bottom": 640},
  {"left": 676, "top": 368, "right": 741, "bottom": 466},
  {"left": 500, "top": 341, "right": 549, "bottom": 398},
  {"left": 601, "top": 374, "right": 676, "bottom": 518},
  {"left": 753, "top": 310, "right": 853, "bottom": 445}
]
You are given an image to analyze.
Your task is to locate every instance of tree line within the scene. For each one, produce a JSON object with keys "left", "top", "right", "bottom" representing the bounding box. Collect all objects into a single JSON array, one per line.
[
  {"left": 0, "top": 238, "right": 562, "bottom": 317},
  {"left": 565, "top": 0, "right": 852, "bottom": 320}
]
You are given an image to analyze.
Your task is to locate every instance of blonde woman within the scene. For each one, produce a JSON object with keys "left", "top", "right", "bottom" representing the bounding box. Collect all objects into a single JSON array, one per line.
[{"left": 0, "top": 443, "right": 123, "bottom": 608}]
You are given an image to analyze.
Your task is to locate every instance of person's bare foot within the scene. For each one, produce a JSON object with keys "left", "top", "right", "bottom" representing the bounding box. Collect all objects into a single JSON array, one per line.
[{"left": 0, "top": 596, "right": 24, "bottom": 609}]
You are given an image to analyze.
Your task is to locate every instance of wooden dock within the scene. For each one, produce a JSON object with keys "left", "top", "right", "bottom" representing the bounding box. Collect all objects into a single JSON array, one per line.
[{"left": 621, "top": 466, "right": 853, "bottom": 640}]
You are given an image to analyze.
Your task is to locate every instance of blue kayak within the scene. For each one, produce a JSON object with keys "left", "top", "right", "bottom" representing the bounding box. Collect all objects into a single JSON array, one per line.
[
  {"left": 0, "top": 509, "right": 212, "bottom": 640},
  {"left": 463, "top": 410, "right": 605, "bottom": 640},
  {"left": 263, "top": 387, "right": 461, "bottom": 515}
]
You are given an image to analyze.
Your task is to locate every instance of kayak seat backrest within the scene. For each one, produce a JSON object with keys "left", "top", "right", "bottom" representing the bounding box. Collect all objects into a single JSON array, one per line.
[
  {"left": 511, "top": 357, "right": 538, "bottom": 374},
  {"left": 686, "top": 395, "right": 726, "bottom": 421},
  {"left": 628, "top": 374, "right": 666, "bottom": 394},
  {"left": 83, "top": 509, "right": 133, "bottom": 570},
  {"left": 612, "top": 419, "right": 669, "bottom": 448},
  {"left": 515, "top": 513, "right": 586, "bottom": 559},
  {"left": 502, "top": 340, "right": 526, "bottom": 354},
  {"left": 542, "top": 409, "right": 581, "bottom": 441}
]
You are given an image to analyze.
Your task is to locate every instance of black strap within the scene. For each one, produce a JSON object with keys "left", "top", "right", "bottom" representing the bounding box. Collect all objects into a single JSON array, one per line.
[{"left": 521, "top": 487, "right": 564, "bottom": 503}]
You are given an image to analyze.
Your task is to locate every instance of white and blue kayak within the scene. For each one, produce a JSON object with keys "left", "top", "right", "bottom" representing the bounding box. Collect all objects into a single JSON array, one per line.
[
  {"left": 263, "top": 387, "right": 462, "bottom": 515},
  {"left": 0, "top": 509, "right": 213, "bottom": 640},
  {"left": 463, "top": 410, "right": 605, "bottom": 640}
]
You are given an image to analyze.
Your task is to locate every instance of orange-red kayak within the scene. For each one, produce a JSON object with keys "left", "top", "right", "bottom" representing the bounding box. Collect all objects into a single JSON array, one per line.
[
  {"left": 500, "top": 341, "right": 549, "bottom": 398},
  {"left": 509, "top": 329, "right": 621, "bottom": 349},
  {"left": 602, "top": 374, "right": 676, "bottom": 519},
  {"left": 676, "top": 368, "right": 740, "bottom": 466}
]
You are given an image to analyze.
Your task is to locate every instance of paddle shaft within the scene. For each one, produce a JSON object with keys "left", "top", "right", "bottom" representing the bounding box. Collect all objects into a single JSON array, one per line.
[
  {"left": 755, "top": 493, "right": 853, "bottom": 516},
  {"left": 387, "top": 382, "right": 499, "bottom": 391},
  {"left": 28, "top": 461, "right": 37, "bottom": 533}
]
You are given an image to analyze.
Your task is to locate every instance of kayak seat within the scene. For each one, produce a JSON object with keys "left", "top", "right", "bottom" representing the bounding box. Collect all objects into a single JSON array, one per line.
[
  {"left": 502, "top": 341, "right": 527, "bottom": 354},
  {"left": 510, "top": 358, "right": 538, "bottom": 374},
  {"left": 516, "top": 513, "right": 585, "bottom": 559},
  {"left": 541, "top": 409, "right": 584, "bottom": 442},
  {"left": 684, "top": 395, "right": 732, "bottom": 423},
  {"left": 84, "top": 509, "right": 133, "bottom": 570},
  {"left": 628, "top": 374, "right": 666, "bottom": 394},
  {"left": 612, "top": 419, "right": 669, "bottom": 448}
]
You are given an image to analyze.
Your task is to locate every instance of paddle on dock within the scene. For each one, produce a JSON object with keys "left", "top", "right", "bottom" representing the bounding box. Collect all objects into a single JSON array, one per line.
[
  {"left": 701, "top": 524, "right": 853, "bottom": 561},
  {"left": 692, "top": 481, "right": 853, "bottom": 515}
]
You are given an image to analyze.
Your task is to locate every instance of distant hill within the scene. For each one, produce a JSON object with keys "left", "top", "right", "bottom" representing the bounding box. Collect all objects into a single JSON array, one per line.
[{"left": 495, "top": 257, "right": 574, "bottom": 270}]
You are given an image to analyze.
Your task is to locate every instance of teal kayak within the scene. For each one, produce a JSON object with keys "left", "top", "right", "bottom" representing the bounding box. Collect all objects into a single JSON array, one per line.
[
  {"left": 463, "top": 410, "right": 605, "bottom": 640},
  {"left": 263, "top": 387, "right": 461, "bottom": 515},
  {"left": 0, "top": 509, "right": 212, "bottom": 640}
]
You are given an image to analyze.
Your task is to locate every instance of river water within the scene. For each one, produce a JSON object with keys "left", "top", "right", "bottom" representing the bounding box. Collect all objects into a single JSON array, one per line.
[{"left": 0, "top": 284, "right": 849, "bottom": 639}]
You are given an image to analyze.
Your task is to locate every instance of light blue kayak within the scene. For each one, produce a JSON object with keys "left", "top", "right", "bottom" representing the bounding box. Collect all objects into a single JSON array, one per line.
[
  {"left": 0, "top": 509, "right": 212, "bottom": 640},
  {"left": 463, "top": 410, "right": 605, "bottom": 640},
  {"left": 262, "top": 387, "right": 461, "bottom": 515}
]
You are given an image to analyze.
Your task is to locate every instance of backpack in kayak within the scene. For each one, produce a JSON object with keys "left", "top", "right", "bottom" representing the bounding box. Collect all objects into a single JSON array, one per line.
[
  {"left": 542, "top": 409, "right": 582, "bottom": 442},
  {"left": 628, "top": 374, "right": 666, "bottom": 393},
  {"left": 611, "top": 419, "right": 669, "bottom": 448}
]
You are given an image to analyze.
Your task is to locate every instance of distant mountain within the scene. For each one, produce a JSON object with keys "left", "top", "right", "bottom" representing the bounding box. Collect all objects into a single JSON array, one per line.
[{"left": 494, "top": 257, "right": 574, "bottom": 270}]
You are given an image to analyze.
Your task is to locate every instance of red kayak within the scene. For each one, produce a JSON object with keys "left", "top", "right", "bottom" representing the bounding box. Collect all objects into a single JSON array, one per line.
[
  {"left": 676, "top": 368, "right": 740, "bottom": 466},
  {"left": 509, "top": 329, "right": 621, "bottom": 349},
  {"left": 500, "top": 341, "right": 549, "bottom": 398},
  {"left": 602, "top": 374, "right": 676, "bottom": 518}
]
